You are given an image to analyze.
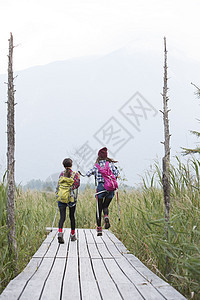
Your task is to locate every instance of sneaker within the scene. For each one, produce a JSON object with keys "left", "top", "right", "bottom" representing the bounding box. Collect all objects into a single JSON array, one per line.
[
  {"left": 58, "top": 232, "right": 64, "bottom": 244},
  {"left": 104, "top": 215, "right": 110, "bottom": 229},
  {"left": 97, "top": 226, "right": 102, "bottom": 236},
  {"left": 70, "top": 233, "right": 77, "bottom": 241}
]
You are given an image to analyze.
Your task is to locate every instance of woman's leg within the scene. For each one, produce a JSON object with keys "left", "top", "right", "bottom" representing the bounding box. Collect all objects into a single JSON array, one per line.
[
  {"left": 58, "top": 205, "right": 66, "bottom": 244},
  {"left": 58, "top": 206, "right": 66, "bottom": 230},
  {"left": 96, "top": 183, "right": 106, "bottom": 228},
  {"left": 102, "top": 197, "right": 112, "bottom": 216},
  {"left": 69, "top": 205, "right": 76, "bottom": 231},
  {"left": 69, "top": 205, "right": 77, "bottom": 241},
  {"left": 102, "top": 197, "right": 113, "bottom": 229},
  {"left": 96, "top": 198, "right": 103, "bottom": 227}
]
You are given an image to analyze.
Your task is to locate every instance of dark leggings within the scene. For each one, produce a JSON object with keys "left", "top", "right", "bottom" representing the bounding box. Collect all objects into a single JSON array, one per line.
[
  {"left": 96, "top": 197, "right": 112, "bottom": 227},
  {"left": 58, "top": 205, "right": 76, "bottom": 230}
]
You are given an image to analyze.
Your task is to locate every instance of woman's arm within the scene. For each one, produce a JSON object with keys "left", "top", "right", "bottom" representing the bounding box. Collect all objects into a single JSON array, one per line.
[
  {"left": 110, "top": 163, "right": 119, "bottom": 179},
  {"left": 86, "top": 165, "right": 96, "bottom": 177}
]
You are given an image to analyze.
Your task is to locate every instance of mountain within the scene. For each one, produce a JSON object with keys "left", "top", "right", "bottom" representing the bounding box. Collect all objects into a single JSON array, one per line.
[{"left": 0, "top": 47, "right": 199, "bottom": 186}]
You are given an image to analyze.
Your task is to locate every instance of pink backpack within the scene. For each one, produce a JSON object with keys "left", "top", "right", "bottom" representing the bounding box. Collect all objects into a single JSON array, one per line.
[{"left": 95, "top": 161, "right": 118, "bottom": 191}]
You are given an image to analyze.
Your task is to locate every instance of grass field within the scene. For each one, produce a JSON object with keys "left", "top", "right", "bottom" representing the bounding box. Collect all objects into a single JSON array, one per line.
[{"left": 0, "top": 157, "right": 200, "bottom": 299}]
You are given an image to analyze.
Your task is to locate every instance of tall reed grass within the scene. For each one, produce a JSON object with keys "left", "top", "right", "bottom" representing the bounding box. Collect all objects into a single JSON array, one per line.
[{"left": 0, "top": 185, "right": 57, "bottom": 294}]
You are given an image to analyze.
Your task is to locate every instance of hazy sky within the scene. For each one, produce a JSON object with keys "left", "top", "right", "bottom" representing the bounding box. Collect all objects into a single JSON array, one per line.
[
  {"left": 0, "top": 0, "right": 200, "bottom": 185},
  {"left": 0, "top": 0, "right": 200, "bottom": 73}
]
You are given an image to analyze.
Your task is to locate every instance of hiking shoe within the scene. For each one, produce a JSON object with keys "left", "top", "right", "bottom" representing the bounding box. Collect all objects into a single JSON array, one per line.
[
  {"left": 97, "top": 226, "right": 102, "bottom": 236},
  {"left": 70, "top": 233, "right": 77, "bottom": 242},
  {"left": 58, "top": 232, "right": 64, "bottom": 244},
  {"left": 104, "top": 215, "right": 110, "bottom": 229}
]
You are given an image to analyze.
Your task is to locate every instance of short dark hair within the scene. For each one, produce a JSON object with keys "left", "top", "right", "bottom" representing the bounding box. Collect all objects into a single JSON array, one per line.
[{"left": 63, "top": 158, "right": 72, "bottom": 168}]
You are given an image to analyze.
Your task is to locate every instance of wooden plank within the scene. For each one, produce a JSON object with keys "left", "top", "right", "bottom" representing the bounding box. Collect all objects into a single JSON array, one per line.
[
  {"left": 62, "top": 257, "right": 80, "bottom": 300},
  {"left": 101, "top": 230, "right": 114, "bottom": 245},
  {"left": 124, "top": 254, "right": 169, "bottom": 286},
  {"left": 115, "top": 242, "right": 129, "bottom": 254},
  {"left": 79, "top": 241, "right": 89, "bottom": 258},
  {"left": 87, "top": 243, "right": 101, "bottom": 259},
  {"left": 64, "top": 228, "right": 71, "bottom": 236},
  {"left": 124, "top": 254, "right": 187, "bottom": 300},
  {"left": 40, "top": 258, "right": 65, "bottom": 300},
  {"left": 101, "top": 232, "right": 123, "bottom": 258},
  {"left": 116, "top": 257, "right": 166, "bottom": 300},
  {"left": 43, "top": 229, "right": 58, "bottom": 243},
  {"left": 34, "top": 229, "right": 65, "bottom": 259},
  {"left": 19, "top": 257, "right": 54, "bottom": 300},
  {"left": 155, "top": 285, "right": 187, "bottom": 300},
  {"left": 15, "top": 257, "right": 42, "bottom": 281},
  {"left": 96, "top": 243, "right": 112, "bottom": 259},
  {"left": 84, "top": 229, "right": 95, "bottom": 244},
  {"left": 90, "top": 229, "right": 104, "bottom": 244},
  {"left": 56, "top": 230, "right": 70, "bottom": 258},
  {"left": 78, "top": 229, "right": 89, "bottom": 258},
  {"left": 0, "top": 281, "right": 25, "bottom": 299},
  {"left": 106, "top": 231, "right": 123, "bottom": 244},
  {"left": 45, "top": 240, "right": 59, "bottom": 258},
  {"left": 0, "top": 258, "right": 42, "bottom": 300},
  {"left": 80, "top": 257, "right": 101, "bottom": 300},
  {"left": 33, "top": 243, "right": 51, "bottom": 258},
  {"left": 46, "top": 227, "right": 58, "bottom": 232},
  {"left": 106, "top": 231, "right": 129, "bottom": 254},
  {"left": 103, "top": 258, "right": 144, "bottom": 300},
  {"left": 105, "top": 244, "right": 122, "bottom": 258},
  {"left": 92, "top": 258, "right": 122, "bottom": 300},
  {"left": 77, "top": 228, "right": 85, "bottom": 243}
]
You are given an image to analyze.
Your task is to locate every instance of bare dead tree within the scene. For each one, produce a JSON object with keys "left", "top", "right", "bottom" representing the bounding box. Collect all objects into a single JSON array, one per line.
[
  {"left": 161, "top": 37, "right": 171, "bottom": 228},
  {"left": 7, "top": 32, "right": 18, "bottom": 263},
  {"left": 161, "top": 37, "right": 171, "bottom": 278}
]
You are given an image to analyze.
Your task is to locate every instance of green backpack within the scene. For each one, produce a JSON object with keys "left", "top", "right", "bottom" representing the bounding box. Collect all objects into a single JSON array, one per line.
[{"left": 57, "top": 172, "right": 77, "bottom": 204}]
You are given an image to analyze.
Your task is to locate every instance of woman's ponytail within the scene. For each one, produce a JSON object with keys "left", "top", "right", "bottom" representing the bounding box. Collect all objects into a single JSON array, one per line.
[{"left": 63, "top": 158, "right": 73, "bottom": 178}]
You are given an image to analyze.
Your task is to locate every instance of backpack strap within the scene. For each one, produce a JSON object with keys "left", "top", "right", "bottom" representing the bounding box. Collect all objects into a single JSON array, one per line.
[
  {"left": 96, "top": 162, "right": 109, "bottom": 169},
  {"left": 105, "top": 161, "right": 109, "bottom": 168},
  {"left": 71, "top": 171, "right": 76, "bottom": 179},
  {"left": 95, "top": 163, "right": 101, "bottom": 170},
  {"left": 69, "top": 171, "right": 78, "bottom": 204}
]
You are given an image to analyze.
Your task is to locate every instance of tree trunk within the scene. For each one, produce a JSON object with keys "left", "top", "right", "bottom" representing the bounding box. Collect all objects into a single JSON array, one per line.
[
  {"left": 161, "top": 37, "right": 171, "bottom": 278},
  {"left": 162, "top": 37, "right": 171, "bottom": 226},
  {"left": 7, "top": 32, "right": 18, "bottom": 263}
]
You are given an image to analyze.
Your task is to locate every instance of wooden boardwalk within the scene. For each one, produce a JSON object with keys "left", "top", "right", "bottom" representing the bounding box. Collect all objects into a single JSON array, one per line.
[{"left": 0, "top": 228, "right": 186, "bottom": 300}]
